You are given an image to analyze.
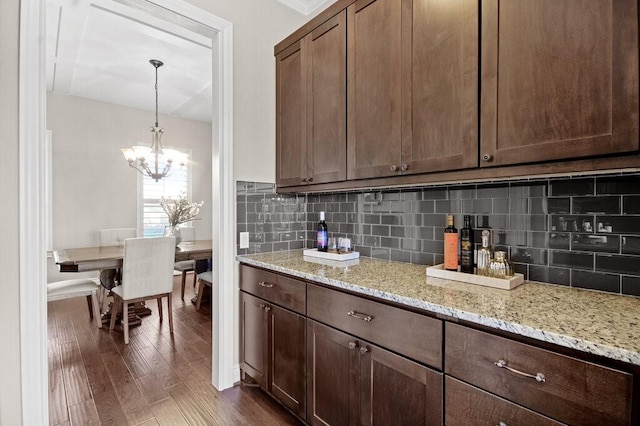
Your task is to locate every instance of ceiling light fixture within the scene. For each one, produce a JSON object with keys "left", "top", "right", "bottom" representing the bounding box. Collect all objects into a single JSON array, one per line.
[{"left": 121, "top": 59, "right": 188, "bottom": 182}]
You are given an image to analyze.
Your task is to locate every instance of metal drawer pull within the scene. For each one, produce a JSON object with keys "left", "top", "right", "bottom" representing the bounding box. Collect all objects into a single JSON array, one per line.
[
  {"left": 359, "top": 346, "right": 369, "bottom": 355},
  {"left": 264, "top": 306, "right": 271, "bottom": 312},
  {"left": 348, "top": 341, "right": 357, "bottom": 350},
  {"left": 347, "top": 310, "right": 373, "bottom": 322},
  {"left": 494, "top": 359, "right": 546, "bottom": 383},
  {"left": 497, "top": 422, "right": 507, "bottom": 426},
  {"left": 258, "top": 281, "right": 274, "bottom": 288}
]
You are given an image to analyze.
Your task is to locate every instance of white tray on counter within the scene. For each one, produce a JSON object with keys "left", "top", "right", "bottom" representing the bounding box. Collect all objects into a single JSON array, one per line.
[
  {"left": 303, "top": 248, "right": 360, "bottom": 261},
  {"left": 426, "top": 264, "right": 524, "bottom": 290},
  {"left": 303, "top": 256, "right": 360, "bottom": 268}
]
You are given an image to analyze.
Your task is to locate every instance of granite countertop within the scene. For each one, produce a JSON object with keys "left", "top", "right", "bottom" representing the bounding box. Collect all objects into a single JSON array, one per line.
[{"left": 237, "top": 250, "right": 640, "bottom": 367}]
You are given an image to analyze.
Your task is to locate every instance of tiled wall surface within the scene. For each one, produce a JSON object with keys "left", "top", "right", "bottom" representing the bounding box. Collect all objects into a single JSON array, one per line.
[
  {"left": 236, "top": 181, "right": 306, "bottom": 255},
  {"left": 237, "top": 174, "right": 640, "bottom": 297}
]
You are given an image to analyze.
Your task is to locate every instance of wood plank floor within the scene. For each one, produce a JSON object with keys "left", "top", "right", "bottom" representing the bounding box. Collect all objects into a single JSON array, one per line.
[{"left": 48, "top": 274, "right": 302, "bottom": 426}]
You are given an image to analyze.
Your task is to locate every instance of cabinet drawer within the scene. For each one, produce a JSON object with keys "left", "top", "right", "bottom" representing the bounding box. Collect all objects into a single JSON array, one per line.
[
  {"left": 307, "top": 283, "right": 442, "bottom": 369},
  {"left": 445, "top": 376, "right": 563, "bottom": 425},
  {"left": 445, "top": 323, "right": 633, "bottom": 425},
  {"left": 240, "top": 265, "right": 305, "bottom": 314}
]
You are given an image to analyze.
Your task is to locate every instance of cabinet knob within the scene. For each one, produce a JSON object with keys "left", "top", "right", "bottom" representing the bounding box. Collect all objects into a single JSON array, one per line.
[
  {"left": 301, "top": 178, "right": 308, "bottom": 183},
  {"left": 390, "top": 165, "right": 397, "bottom": 172},
  {"left": 308, "top": 177, "right": 313, "bottom": 182},
  {"left": 497, "top": 422, "right": 508, "bottom": 426},
  {"left": 482, "top": 154, "right": 493, "bottom": 162},
  {"left": 400, "top": 164, "right": 408, "bottom": 172},
  {"left": 259, "top": 303, "right": 266, "bottom": 309},
  {"left": 264, "top": 305, "right": 271, "bottom": 312},
  {"left": 258, "top": 281, "right": 274, "bottom": 288},
  {"left": 348, "top": 341, "right": 357, "bottom": 350},
  {"left": 359, "top": 346, "right": 369, "bottom": 355}
]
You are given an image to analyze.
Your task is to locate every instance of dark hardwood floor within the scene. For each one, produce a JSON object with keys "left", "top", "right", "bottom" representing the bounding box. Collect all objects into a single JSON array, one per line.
[{"left": 47, "top": 273, "right": 302, "bottom": 425}]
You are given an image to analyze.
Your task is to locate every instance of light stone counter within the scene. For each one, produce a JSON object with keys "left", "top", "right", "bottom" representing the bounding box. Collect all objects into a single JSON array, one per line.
[{"left": 237, "top": 250, "right": 640, "bottom": 367}]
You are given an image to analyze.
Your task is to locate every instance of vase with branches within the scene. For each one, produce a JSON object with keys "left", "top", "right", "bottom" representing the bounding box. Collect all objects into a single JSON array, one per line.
[{"left": 160, "top": 193, "right": 203, "bottom": 244}]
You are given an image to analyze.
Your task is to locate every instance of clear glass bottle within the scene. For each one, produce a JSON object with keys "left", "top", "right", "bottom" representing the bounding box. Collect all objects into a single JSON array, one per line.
[
  {"left": 477, "top": 230, "right": 492, "bottom": 276},
  {"left": 489, "top": 251, "right": 513, "bottom": 278}
]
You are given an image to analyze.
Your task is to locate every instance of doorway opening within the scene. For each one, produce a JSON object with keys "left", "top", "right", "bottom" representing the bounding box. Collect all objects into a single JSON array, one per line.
[{"left": 19, "top": 0, "right": 235, "bottom": 422}]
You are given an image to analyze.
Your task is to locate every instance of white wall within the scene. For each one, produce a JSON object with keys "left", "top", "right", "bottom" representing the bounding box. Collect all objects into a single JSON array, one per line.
[
  {"left": 185, "top": 0, "right": 308, "bottom": 184},
  {"left": 46, "top": 93, "right": 212, "bottom": 280},
  {"left": 0, "top": 0, "right": 22, "bottom": 422}
]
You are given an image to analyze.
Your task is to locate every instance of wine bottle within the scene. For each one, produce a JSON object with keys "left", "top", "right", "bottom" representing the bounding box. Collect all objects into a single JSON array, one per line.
[
  {"left": 460, "top": 215, "right": 475, "bottom": 273},
  {"left": 316, "top": 211, "right": 328, "bottom": 252},
  {"left": 444, "top": 214, "right": 458, "bottom": 271}
]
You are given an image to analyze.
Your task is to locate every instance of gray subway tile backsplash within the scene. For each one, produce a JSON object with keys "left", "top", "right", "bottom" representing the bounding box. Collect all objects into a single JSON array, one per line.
[{"left": 237, "top": 173, "right": 640, "bottom": 297}]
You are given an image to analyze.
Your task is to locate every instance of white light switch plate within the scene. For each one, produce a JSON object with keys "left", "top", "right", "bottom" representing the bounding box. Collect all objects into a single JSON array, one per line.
[{"left": 239, "top": 232, "right": 250, "bottom": 249}]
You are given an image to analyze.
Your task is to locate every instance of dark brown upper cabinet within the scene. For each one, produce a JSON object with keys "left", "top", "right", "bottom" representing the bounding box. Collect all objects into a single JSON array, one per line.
[
  {"left": 480, "top": 0, "right": 640, "bottom": 167},
  {"left": 347, "top": 0, "right": 478, "bottom": 180},
  {"left": 276, "top": 11, "right": 347, "bottom": 187}
]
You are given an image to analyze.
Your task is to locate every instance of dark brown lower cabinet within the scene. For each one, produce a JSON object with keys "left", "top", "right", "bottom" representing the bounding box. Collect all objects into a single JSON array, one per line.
[
  {"left": 240, "top": 292, "right": 306, "bottom": 419},
  {"left": 445, "top": 376, "right": 563, "bottom": 425},
  {"left": 307, "top": 320, "right": 443, "bottom": 425}
]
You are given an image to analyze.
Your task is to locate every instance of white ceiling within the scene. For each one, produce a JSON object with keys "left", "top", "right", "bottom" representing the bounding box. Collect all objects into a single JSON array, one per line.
[
  {"left": 47, "top": 0, "right": 213, "bottom": 123},
  {"left": 46, "top": 0, "right": 332, "bottom": 124}
]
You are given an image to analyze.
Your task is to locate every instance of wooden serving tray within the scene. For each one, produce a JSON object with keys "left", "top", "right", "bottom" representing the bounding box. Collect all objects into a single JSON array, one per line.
[{"left": 426, "top": 264, "right": 524, "bottom": 290}]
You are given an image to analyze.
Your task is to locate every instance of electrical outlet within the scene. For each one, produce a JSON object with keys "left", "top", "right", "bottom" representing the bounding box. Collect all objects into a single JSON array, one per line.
[{"left": 239, "top": 232, "right": 250, "bottom": 249}]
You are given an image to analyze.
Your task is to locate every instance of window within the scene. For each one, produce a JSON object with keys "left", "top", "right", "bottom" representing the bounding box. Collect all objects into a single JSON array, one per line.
[{"left": 139, "top": 152, "right": 191, "bottom": 238}]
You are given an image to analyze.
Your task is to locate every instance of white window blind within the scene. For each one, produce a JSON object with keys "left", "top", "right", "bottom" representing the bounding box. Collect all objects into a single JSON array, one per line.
[{"left": 140, "top": 154, "right": 191, "bottom": 238}]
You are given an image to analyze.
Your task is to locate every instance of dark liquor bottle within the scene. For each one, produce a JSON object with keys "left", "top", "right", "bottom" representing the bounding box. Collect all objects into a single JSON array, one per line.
[
  {"left": 316, "top": 211, "right": 328, "bottom": 252},
  {"left": 444, "top": 214, "right": 458, "bottom": 271},
  {"left": 460, "top": 215, "right": 475, "bottom": 273}
]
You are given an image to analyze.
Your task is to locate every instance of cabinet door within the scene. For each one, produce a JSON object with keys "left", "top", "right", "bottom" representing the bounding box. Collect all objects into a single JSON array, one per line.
[
  {"left": 400, "top": 0, "right": 478, "bottom": 174},
  {"left": 481, "top": 0, "right": 639, "bottom": 167},
  {"left": 276, "top": 40, "right": 307, "bottom": 187},
  {"left": 307, "top": 11, "right": 347, "bottom": 185},
  {"left": 307, "top": 320, "right": 359, "bottom": 426},
  {"left": 240, "top": 292, "right": 268, "bottom": 388},
  {"left": 347, "top": 0, "right": 403, "bottom": 179},
  {"left": 360, "top": 342, "right": 443, "bottom": 425},
  {"left": 269, "top": 304, "right": 306, "bottom": 419}
]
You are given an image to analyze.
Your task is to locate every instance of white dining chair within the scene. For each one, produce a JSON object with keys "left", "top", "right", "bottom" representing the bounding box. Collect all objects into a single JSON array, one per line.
[
  {"left": 109, "top": 236, "right": 176, "bottom": 344},
  {"left": 173, "top": 225, "right": 196, "bottom": 300},
  {"left": 99, "top": 228, "right": 137, "bottom": 246},
  {"left": 195, "top": 270, "right": 213, "bottom": 312},
  {"left": 47, "top": 278, "right": 102, "bottom": 328},
  {"left": 98, "top": 227, "right": 137, "bottom": 299}
]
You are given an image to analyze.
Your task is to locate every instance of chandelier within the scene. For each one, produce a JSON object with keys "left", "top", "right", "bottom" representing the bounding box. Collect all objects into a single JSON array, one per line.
[{"left": 121, "top": 59, "right": 188, "bottom": 182}]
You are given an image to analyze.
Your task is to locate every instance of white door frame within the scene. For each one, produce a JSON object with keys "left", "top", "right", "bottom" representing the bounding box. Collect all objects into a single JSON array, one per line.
[{"left": 19, "top": 0, "right": 235, "bottom": 423}]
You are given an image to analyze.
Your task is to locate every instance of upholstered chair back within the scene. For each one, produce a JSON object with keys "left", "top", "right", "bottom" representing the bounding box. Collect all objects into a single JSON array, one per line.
[
  {"left": 179, "top": 226, "right": 195, "bottom": 241},
  {"left": 120, "top": 237, "right": 175, "bottom": 300},
  {"left": 99, "top": 228, "right": 137, "bottom": 245}
]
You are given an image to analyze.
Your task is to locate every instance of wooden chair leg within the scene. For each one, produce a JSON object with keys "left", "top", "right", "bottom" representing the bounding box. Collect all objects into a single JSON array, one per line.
[
  {"left": 91, "top": 290, "right": 102, "bottom": 329},
  {"left": 167, "top": 293, "right": 174, "bottom": 335},
  {"left": 181, "top": 270, "right": 187, "bottom": 300},
  {"left": 110, "top": 297, "right": 120, "bottom": 330},
  {"left": 196, "top": 279, "right": 205, "bottom": 311},
  {"left": 86, "top": 294, "right": 94, "bottom": 319},
  {"left": 123, "top": 301, "right": 129, "bottom": 344},
  {"left": 97, "top": 286, "right": 106, "bottom": 314},
  {"left": 157, "top": 297, "right": 163, "bottom": 323}
]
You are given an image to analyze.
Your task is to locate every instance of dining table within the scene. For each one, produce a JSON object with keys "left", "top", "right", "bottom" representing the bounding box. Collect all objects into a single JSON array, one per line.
[
  {"left": 54, "top": 239, "right": 213, "bottom": 272},
  {"left": 53, "top": 239, "right": 213, "bottom": 324}
]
